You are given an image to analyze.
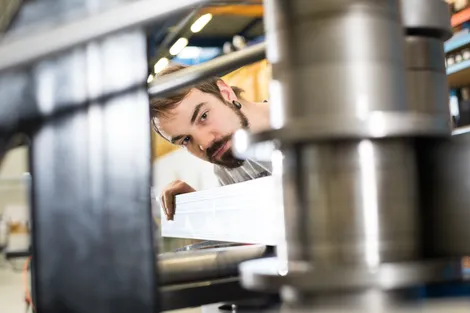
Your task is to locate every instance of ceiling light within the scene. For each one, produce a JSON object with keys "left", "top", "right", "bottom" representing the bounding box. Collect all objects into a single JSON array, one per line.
[
  {"left": 169, "top": 37, "right": 189, "bottom": 56},
  {"left": 190, "top": 13, "right": 212, "bottom": 33},
  {"left": 154, "top": 57, "right": 169, "bottom": 74},
  {"left": 177, "top": 46, "right": 202, "bottom": 59}
]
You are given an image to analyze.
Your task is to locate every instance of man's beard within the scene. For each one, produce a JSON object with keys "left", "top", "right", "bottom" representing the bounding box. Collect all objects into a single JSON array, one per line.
[{"left": 206, "top": 103, "right": 249, "bottom": 169}]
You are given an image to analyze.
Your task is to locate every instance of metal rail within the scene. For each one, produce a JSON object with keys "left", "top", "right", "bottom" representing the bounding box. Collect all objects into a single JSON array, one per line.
[
  {"left": 0, "top": 0, "right": 208, "bottom": 72},
  {"left": 148, "top": 41, "right": 266, "bottom": 97}
]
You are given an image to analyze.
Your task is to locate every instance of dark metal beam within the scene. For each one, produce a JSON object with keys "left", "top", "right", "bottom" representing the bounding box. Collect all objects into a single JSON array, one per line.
[{"left": 29, "top": 28, "right": 158, "bottom": 313}]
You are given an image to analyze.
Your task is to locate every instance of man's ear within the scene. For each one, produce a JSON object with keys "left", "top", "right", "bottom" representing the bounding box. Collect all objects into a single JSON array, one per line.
[{"left": 216, "top": 80, "right": 237, "bottom": 102}]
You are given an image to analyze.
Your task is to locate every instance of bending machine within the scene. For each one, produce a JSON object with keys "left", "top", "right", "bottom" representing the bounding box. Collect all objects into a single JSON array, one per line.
[{"left": 1, "top": 0, "right": 469, "bottom": 312}]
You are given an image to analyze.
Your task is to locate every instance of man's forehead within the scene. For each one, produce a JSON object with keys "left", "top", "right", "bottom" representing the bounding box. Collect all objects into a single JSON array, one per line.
[
  {"left": 155, "top": 114, "right": 180, "bottom": 142},
  {"left": 155, "top": 90, "right": 202, "bottom": 141}
]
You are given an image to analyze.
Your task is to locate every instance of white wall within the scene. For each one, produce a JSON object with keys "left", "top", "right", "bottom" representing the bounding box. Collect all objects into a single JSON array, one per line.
[
  {"left": 0, "top": 146, "right": 29, "bottom": 252},
  {"left": 0, "top": 147, "right": 29, "bottom": 217},
  {"left": 152, "top": 149, "right": 220, "bottom": 219}
]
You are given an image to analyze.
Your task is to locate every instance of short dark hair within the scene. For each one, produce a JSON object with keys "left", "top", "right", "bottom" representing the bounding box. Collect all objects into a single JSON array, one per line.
[{"left": 150, "top": 63, "right": 244, "bottom": 133}]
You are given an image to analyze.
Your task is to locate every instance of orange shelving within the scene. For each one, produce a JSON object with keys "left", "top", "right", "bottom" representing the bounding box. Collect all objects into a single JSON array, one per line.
[{"left": 452, "top": 7, "right": 470, "bottom": 27}]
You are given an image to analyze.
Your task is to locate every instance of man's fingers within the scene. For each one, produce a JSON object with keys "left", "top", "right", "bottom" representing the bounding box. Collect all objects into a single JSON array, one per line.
[
  {"left": 163, "top": 189, "right": 175, "bottom": 220},
  {"left": 160, "top": 180, "right": 196, "bottom": 221},
  {"left": 160, "top": 194, "right": 169, "bottom": 220}
]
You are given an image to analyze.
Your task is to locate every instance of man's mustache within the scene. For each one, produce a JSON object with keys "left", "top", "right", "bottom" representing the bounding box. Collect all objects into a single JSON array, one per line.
[{"left": 206, "top": 135, "right": 232, "bottom": 160}]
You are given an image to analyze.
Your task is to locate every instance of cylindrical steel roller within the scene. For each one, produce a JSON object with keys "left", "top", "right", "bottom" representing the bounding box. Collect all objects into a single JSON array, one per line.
[
  {"left": 266, "top": 0, "right": 410, "bottom": 131},
  {"left": 282, "top": 140, "right": 421, "bottom": 265},
  {"left": 158, "top": 245, "right": 267, "bottom": 285},
  {"left": 405, "top": 36, "right": 450, "bottom": 119},
  {"left": 400, "top": 0, "right": 452, "bottom": 40}
]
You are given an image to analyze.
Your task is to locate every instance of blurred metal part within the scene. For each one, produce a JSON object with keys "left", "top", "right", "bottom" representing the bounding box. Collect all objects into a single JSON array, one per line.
[
  {"left": 159, "top": 245, "right": 268, "bottom": 285},
  {"left": 0, "top": 0, "right": 23, "bottom": 34},
  {"left": 29, "top": 27, "right": 158, "bottom": 313},
  {"left": 0, "top": 70, "right": 31, "bottom": 134},
  {"left": 161, "top": 277, "right": 272, "bottom": 312},
  {"left": 416, "top": 132, "right": 470, "bottom": 258},
  {"left": 265, "top": 0, "right": 409, "bottom": 131},
  {"left": 148, "top": 41, "right": 266, "bottom": 97},
  {"left": 280, "top": 140, "right": 420, "bottom": 264},
  {"left": 263, "top": 0, "right": 419, "bottom": 266},
  {"left": 182, "top": 297, "right": 470, "bottom": 313},
  {"left": 405, "top": 36, "right": 449, "bottom": 117},
  {"left": 0, "top": 0, "right": 208, "bottom": 72},
  {"left": 452, "top": 125, "right": 470, "bottom": 136},
  {"left": 239, "top": 0, "right": 455, "bottom": 306},
  {"left": 234, "top": 113, "right": 450, "bottom": 148},
  {"left": 240, "top": 257, "right": 463, "bottom": 292},
  {"left": 232, "top": 129, "right": 277, "bottom": 161},
  {"left": 0, "top": 133, "right": 10, "bottom": 166},
  {"left": 400, "top": 0, "right": 452, "bottom": 40}
]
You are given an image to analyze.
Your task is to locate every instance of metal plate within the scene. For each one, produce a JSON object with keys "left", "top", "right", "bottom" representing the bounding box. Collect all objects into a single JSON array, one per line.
[{"left": 161, "top": 176, "right": 285, "bottom": 246}]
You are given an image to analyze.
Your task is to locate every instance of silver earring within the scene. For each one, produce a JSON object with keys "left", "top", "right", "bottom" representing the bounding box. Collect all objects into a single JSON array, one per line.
[
  {"left": 199, "top": 145, "right": 204, "bottom": 151},
  {"left": 232, "top": 100, "right": 242, "bottom": 109}
]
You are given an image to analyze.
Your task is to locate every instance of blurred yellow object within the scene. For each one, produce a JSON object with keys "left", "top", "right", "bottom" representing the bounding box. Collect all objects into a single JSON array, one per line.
[
  {"left": 152, "top": 131, "right": 178, "bottom": 160},
  {"left": 9, "top": 222, "right": 28, "bottom": 234},
  {"left": 223, "top": 59, "right": 271, "bottom": 102},
  {"left": 152, "top": 59, "right": 271, "bottom": 161},
  {"left": 201, "top": 5, "right": 263, "bottom": 17}
]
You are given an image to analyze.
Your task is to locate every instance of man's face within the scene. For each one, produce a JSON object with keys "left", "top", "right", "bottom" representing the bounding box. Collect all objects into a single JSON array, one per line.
[{"left": 156, "top": 86, "right": 248, "bottom": 168}]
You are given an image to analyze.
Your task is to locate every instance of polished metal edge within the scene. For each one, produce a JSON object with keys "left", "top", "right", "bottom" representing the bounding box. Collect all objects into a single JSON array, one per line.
[
  {"left": 239, "top": 257, "right": 463, "bottom": 293},
  {"left": 236, "top": 112, "right": 451, "bottom": 149}
]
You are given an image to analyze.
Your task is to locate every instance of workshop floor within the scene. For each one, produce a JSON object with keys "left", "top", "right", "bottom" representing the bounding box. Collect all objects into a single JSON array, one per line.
[
  {"left": 0, "top": 260, "right": 202, "bottom": 313},
  {"left": 0, "top": 262, "right": 25, "bottom": 313}
]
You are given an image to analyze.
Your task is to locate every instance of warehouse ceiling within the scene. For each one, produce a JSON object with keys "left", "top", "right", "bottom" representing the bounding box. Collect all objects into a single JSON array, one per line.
[{"left": 147, "top": 0, "right": 264, "bottom": 74}]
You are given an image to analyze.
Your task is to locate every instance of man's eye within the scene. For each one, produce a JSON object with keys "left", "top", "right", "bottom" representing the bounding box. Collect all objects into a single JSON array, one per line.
[
  {"left": 182, "top": 136, "right": 191, "bottom": 146},
  {"left": 201, "top": 112, "right": 208, "bottom": 121}
]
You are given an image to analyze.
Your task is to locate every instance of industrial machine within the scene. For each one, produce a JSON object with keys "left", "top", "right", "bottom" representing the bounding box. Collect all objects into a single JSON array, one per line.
[{"left": 1, "top": 0, "right": 469, "bottom": 312}]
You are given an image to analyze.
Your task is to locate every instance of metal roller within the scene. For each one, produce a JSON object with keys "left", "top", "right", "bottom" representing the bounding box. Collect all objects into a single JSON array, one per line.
[
  {"left": 405, "top": 36, "right": 449, "bottom": 118},
  {"left": 239, "top": 0, "right": 455, "bottom": 307},
  {"left": 281, "top": 140, "right": 420, "bottom": 265},
  {"left": 159, "top": 245, "right": 268, "bottom": 285},
  {"left": 400, "top": 0, "right": 452, "bottom": 40},
  {"left": 401, "top": 0, "right": 452, "bottom": 128},
  {"left": 266, "top": 0, "right": 414, "bottom": 133}
]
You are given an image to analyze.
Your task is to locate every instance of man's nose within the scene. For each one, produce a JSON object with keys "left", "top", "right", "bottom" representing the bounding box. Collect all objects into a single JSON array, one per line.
[{"left": 192, "top": 132, "right": 213, "bottom": 152}]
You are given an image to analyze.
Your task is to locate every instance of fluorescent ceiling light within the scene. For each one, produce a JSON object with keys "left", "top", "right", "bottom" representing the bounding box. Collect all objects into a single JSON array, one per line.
[
  {"left": 147, "top": 74, "right": 154, "bottom": 83},
  {"left": 169, "top": 37, "right": 188, "bottom": 56},
  {"left": 177, "top": 46, "right": 202, "bottom": 59},
  {"left": 154, "top": 57, "right": 169, "bottom": 74},
  {"left": 190, "top": 13, "right": 212, "bottom": 33}
]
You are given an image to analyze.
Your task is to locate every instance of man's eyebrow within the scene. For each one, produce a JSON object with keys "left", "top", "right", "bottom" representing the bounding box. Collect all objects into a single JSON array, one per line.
[
  {"left": 190, "top": 102, "right": 205, "bottom": 124},
  {"left": 170, "top": 135, "right": 184, "bottom": 144}
]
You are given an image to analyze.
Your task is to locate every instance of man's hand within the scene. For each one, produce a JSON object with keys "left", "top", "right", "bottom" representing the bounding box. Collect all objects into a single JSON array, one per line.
[{"left": 160, "top": 180, "right": 195, "bottom": 221}]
